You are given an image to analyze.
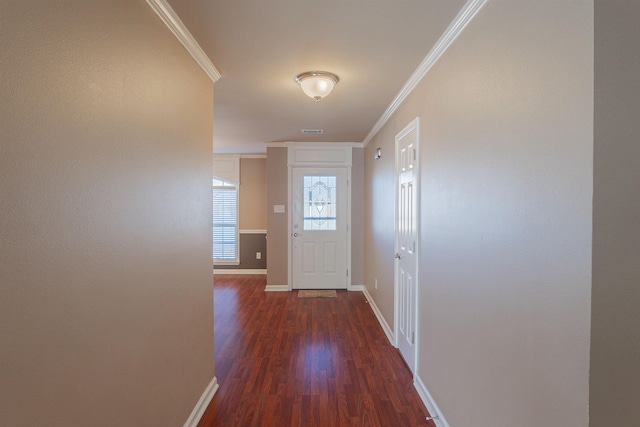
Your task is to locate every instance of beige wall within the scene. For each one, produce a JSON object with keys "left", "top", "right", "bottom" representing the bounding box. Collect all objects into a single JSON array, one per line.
[
  {"left": 364, "top": 1, "right": 593, "bottom": 426},
  {"left": 266, "top": 148, "right": 289, "bottom": 285},
  {"left": 591, "top": 1, "right": 640, "bottom": 425},
  {"left": 239, "top": 158, "right": 267, "bottom": 230},
  {"left": 364, "top": 129, "right": 396, "bottom": 320},
  {"left": 0, "top": 1, "right": 214, "bottom": 426}
]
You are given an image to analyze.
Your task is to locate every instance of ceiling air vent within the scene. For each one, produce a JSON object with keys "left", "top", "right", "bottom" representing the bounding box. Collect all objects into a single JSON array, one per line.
[{"left": 301, "top": 129, "right": 323, "bottom": 134}]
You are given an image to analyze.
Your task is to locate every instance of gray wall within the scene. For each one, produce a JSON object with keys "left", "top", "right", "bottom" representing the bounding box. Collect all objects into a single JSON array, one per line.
[
  {"left": 215, "top": 232, "right": 267, "bottom": 270},
  {"left": 266, "top": 147, "right": 289, "bottom": 286},
  {"left": 0, "top": 1, "right": 214, "bottom": 425},
  {"left": 591, "top": 1, "right": 640, "bottom": 425},
  {"left": 364, "top": 1, "right": 593, "bottom": 426}
]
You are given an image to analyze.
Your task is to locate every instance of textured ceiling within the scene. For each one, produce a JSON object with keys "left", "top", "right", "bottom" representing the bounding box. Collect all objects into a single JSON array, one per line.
[{"left": 167, "top": 0, "right": 467, "bottom": 153}]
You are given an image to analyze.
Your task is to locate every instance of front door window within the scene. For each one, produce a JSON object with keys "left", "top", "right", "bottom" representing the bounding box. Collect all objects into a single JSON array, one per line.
[{"left": 303, "top": 175, "right": 337, "bottom": 231}]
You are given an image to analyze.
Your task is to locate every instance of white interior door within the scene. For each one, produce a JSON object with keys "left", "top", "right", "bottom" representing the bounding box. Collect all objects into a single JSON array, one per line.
[
  {"left": 395, "top": 119, "right": 419, "bottom": 373},
  {"left": 292, "top": 168, "right": 348, "bottom": 289}
]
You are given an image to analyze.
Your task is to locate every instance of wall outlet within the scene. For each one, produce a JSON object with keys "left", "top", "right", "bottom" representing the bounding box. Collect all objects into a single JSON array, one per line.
[
  {"left": 256, "top": 252, "right": 261, "bottom": 260},
  {"left": 375, "top": 278, "right": 378, "bottom": 289}
]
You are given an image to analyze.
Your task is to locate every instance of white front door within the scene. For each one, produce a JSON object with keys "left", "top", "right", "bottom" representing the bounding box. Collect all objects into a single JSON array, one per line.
[
  {"left": 292, "top": 168, "right": 348, "bottom": 289},
  {"left": 395, "top": 119, "right": 419, "bottom": 373}
]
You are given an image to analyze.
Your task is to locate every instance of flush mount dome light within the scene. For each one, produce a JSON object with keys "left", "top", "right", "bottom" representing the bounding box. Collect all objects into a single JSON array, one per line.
[{"left": 295, "top": 71, "right": 339, "bottom": 101}]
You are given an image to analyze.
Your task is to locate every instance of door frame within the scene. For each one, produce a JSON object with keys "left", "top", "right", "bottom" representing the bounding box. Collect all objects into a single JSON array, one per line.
[
  {"left": 286, "top": 144, "right": 354, "bottom": 291},
  {"left": 394, "top": 118, "right": 420, "bottom": 374}
]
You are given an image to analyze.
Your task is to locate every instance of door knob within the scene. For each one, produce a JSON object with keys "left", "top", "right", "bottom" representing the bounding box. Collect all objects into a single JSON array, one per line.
[
  {"left": 294, "top": 233, "right": 299, "bottom": 237},
  {"left": 395, "top": 253, "right": 401, "bottom": 259}
]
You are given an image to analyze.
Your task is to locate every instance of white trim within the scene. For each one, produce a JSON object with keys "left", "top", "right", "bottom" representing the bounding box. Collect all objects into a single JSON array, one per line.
[
  {"left": 146, "top": 0, "right": 221, "bottom": 82},
  {"left": 266, "top": 141, "right": 363, "bottom": 149},
  {"left": 213, "top": 269, "right": 267, "bottom": 275},
  {"left": 264, "top": 285, "right": 290, "bottom": 292},
  {"left": 183, "top": 376, "right": 218, "bottom": 427},
  {"left": 239, "top": 229, "right": 267, "bottom": 234},
  {"left": 349, "top": 284, "right": 364, "bottom": 291},
  {"left": 240, "top": 154, "right": 267, "bottom": 159},
  {"left": 213, "top": 261, "right": 240, "bottom": 266},
  {"left": 415, "top": 376, "right": 450, "bottom": 427},
  {"left": 361, "top": 0, "right": 488, "bottom": 146},
  {"left": 362, "top": 287, "right": 395, "bottom": 345},
  {"left": 288, "top": 145, "right": 353, "bottom": 167}
]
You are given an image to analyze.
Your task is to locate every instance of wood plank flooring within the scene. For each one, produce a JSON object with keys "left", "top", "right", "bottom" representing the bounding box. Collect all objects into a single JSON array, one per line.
[{"left": 198, "top": 275, "right": 435, "bottom": 427}]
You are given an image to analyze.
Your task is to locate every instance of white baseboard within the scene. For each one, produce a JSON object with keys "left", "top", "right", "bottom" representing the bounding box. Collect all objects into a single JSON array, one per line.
[
  {"left": 264, "top": 285, "right": 289, "bottom": 292},
  {"left": 184, "top": 376, "right": 218, "bottom": 427},
  {"left": 213, "top": 269, "right": 267, "bottom": 275},
  {"left": 349, "top": 284, "right": 364, "bottom": 291},
  {"left": 362, "top": 287, "right": 395, "bottom": 345},
  {"left": 415, "top": 375, "right": 449, "bottom": 427}
]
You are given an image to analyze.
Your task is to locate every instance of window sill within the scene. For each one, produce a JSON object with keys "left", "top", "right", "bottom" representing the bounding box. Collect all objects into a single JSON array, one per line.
[{"left": 213, "top": 261, "right": 240, "bottom": 266}]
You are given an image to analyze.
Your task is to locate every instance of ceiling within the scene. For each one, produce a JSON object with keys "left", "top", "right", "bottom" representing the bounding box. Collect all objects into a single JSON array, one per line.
[{"left": 167, "top": 0, "right": 467, "bottom": 154}]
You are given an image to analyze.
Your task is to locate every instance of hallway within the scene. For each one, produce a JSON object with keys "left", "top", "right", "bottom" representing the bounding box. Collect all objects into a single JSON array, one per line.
[{"left": 198, "top": 275, "right": 434, "bottom": 426}]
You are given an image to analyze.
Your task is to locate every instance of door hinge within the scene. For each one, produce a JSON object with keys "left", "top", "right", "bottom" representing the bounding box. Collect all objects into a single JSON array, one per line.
[
  {"left": 346, "top": 269, "right": 349, "bottom": 277},
  {"left": 411, "top": 332, "right": 415, "bottom": 344}
]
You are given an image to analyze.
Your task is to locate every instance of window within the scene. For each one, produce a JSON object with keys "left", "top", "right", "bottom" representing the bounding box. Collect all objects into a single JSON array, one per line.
[
  {"left": 213, "top": 177, "right": 238, "bottom": 263},
  {"left": 303, "top": 175, "right": 337, "bottom": 231}
]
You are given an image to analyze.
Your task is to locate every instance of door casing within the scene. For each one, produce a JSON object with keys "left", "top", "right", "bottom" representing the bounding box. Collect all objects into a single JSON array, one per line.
[
  {"left": 394, "top": 118, "right": 420, "bottom": 375},
  {"left": 286, "top": 144, "right": 353, "bottom": 291},
  {"left": 291, "top": 167, "right": 348, "bottom": 289}
]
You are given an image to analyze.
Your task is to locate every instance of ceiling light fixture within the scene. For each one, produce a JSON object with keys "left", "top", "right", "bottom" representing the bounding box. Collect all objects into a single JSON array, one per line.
[{"left": 295, "top": 71, "right": 339, "bottom": 101}]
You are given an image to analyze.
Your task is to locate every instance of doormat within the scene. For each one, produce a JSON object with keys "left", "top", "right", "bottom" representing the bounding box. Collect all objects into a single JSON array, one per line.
[{"left": 297, "top": 290, "right": 337, "bottom": 298}]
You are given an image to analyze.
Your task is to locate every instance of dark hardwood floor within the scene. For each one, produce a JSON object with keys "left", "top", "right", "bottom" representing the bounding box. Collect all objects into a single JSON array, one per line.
[{"left": 198, "top": 275, "right": 435, "bottom": 427}]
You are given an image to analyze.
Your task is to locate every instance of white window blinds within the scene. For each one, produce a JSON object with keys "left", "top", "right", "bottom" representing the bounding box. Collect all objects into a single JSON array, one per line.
[{"left": 213, "top": 178, "right": 238, "bottom": 261}]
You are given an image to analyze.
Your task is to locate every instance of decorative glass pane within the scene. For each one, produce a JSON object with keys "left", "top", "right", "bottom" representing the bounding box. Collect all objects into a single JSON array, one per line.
[{"left": 303, "top": 175, "right": 337, "bottom": 231}]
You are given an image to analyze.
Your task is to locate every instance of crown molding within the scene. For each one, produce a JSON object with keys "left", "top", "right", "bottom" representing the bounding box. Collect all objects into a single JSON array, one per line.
[
  {"left": 146, "top": 0, "right": 221, "bottom": 83},
  {"left": 362, "top": 0, "right": 488, "bottom": 146}
]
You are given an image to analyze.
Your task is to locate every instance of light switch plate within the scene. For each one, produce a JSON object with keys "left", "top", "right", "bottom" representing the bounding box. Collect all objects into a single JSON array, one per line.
[{"left": 274, "top": 204, "right": 285, "bottom": 213}]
